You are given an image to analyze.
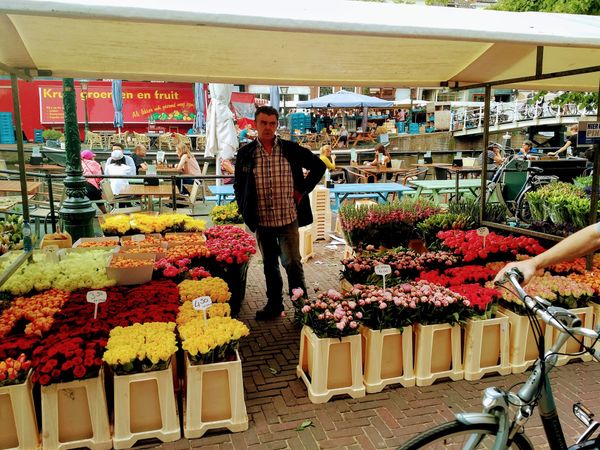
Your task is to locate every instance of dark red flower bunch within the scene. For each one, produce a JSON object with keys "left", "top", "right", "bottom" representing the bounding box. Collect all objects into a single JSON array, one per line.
[
  {"left": 418, "top": 265, "right": 497, "bottom": 287},
  {"left": 204, "top": 225, "right": 257, "bottom": 265},
  {"left": 437, "top": 229, "right": 544, "bottom": 262},
  {"left": 0, "top": 334, "right": 40, "bottom": 361}
]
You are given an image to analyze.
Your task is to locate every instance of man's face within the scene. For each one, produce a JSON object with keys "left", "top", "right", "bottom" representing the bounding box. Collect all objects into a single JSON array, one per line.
[
  {"left": 522, "top": 143, "right": 531, "bottom": 153},
  {"left": 256, "top": 113, "right": 278, "bottom": 142},
  {"left": 137, "top": 147, "right": 146, "bottom": 157},
  {"left": 112, "top": 146, "right": 121, "bottom": 153}
]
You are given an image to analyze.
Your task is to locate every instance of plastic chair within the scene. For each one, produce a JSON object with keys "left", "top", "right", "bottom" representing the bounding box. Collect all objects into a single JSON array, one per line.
[
  {"left": 85, "top": 131, "right": 103, "bottom": 149},
  {"left": 99, "top": 180, "right": 142, "bottom": 214}
]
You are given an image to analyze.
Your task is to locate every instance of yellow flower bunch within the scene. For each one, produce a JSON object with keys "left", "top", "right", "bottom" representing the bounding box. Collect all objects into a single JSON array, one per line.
[
  {"left": 177, "top": 277, "right": 231, "bottom": 303},
  {"left": 176, "top": 302, "right": 230, "bottom": 326},
  {"left": 103, "top": 322, "right": 177, "bottom": 374},
  {"left": 209, "top": 202, "right": 243, "bottom": 225},
  {"left": 101, "top": 213, "right": 206, "bottom": 236},
  {"left": 178, "top": 316, "right": 249, "bottom": 364}
]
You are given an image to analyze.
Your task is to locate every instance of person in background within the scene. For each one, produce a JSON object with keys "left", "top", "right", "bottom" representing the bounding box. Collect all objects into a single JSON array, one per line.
[
  {"left": 239, "top": 124, "right": 253, "bottom": 144},
  {"left": 106, "top": 143, "right": 137, "bottom": 174},
  {"left": 548, "top": 124, "right": 578, "bottom": 158},
  {"left": 366, "top": 143, "right": 391, "bottom": 167},
  {"left": 220, "top": 147, "right": 235, "bottom": 185},
  {"left": 494, "top": 221, "right": 600, "bottom": 285},
  {"left": 516, "top": 140, "right": 537, "bottom": 160},
  {"left": 175, "top": 142, "right": 202, "bottom": 194},
  {"left": 319, "top": 144, "right": 336, "bottom": 171},
  {"left": 80, "top": 150, "right": 106, "bottom": 213},
  {"left": 339, "top": 125, "right": 348, "bottom": 147},
  {"left": 479, "top": 142, "right": 504, "bottom": 167},
  {"left": 104, "top": 149, "right": 133, "bottom": 195},
  {"left": 234, "top": 106, "right": 326, "bottom": 320},
  {"left": 131, "top": 144, "right": 148, "bottom": 174}
]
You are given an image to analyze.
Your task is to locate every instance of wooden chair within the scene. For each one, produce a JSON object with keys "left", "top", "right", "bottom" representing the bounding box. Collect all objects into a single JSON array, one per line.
[
  {"left": 85, "top": 131, "right": 103, "bottom": 149},
  {"left": 161, "top": 180, "right": 201, "bottom": 215},
  {"left": 109, "top": 132, "right": 128, "bottom": 147},
  {"left": 132, "top": 132, "right": 151, "bottom": 148},
  {"left": 99, "top": 180, "right": 143, "bottom": 214},
  {"left": 157, "top": 133, "right": 174, "bottom": 150}
]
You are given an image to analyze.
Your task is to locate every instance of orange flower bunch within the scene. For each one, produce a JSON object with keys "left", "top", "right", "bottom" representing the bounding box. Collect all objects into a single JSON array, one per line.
[
  {"left": 120, "top": 246, "right": 164, "bottom": 255},
  {"left": 78, "top": 240, "right": 118, "bottom": 248},
  {"left": 549, "top": 258, "right": 586, "bottom": 275},
  {"left": 110, "top": 258, "right": 154, "bottom": 269},
  {"left": 568, "top": 270, "right": 600, "bottom": 295},
  {"left": 0, "top": 289, "right": 70, "bottom": 338},
  {"left": 164, "top": 233, "right": 206, "bottom": 247},
  {"left": 166, "top": 243, "right": 210, "bottom": 260},
  {"left": 121, "top": 235, "right": 164, "bottom": 247}
]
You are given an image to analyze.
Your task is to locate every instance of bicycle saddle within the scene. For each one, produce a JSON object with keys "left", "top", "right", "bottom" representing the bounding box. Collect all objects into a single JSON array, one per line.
[{"left": 527, "top": 166, "right": 544, "bottom": 174}]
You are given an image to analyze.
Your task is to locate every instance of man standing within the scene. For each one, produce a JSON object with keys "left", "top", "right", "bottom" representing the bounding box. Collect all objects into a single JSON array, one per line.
[{"left": 235, "top": 106, "right": 326, "bottom": 320}]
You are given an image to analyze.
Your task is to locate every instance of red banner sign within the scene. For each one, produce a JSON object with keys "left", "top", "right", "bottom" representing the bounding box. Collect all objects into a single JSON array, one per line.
[{"left": 39, "top": 84, "right": 196, "bottom": 124}]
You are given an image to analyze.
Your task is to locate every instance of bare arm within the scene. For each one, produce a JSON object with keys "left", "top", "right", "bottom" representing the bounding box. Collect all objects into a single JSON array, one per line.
[
  {"left": 176, "top": 155, "right": 187, "bottom": 172},
  {"left": 494, "top": 223, "right": 600, "bottom": 284},
  {"left": 549, "top": 138, "right": 572, "bottom": 157}
]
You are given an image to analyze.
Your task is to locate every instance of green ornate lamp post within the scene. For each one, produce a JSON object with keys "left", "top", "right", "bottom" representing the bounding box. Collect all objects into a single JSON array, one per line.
[{"left": 58, "top": 78, "right": 95, "bottom": 240}]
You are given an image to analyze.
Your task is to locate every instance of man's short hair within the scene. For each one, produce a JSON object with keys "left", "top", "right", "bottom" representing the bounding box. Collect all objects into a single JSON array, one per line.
[
  {"left": 112, "top": 143, "right": 124, "bottom": 150},
  {"left": 255, "top": 106, "right": 279, "bottom": 121},
  {"left": 523, "top": 140, "right": 533, "bottom": 148}
]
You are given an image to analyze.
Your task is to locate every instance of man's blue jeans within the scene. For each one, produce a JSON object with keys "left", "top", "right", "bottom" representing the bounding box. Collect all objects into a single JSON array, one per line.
[{"left": 255, "top": 220, "right": 307, "bottom": 311}]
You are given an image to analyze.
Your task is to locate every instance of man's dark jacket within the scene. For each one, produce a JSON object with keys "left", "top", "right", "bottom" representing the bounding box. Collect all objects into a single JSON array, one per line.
[{"left": 234, "top": 138, "right": 326, "bottom": 232}]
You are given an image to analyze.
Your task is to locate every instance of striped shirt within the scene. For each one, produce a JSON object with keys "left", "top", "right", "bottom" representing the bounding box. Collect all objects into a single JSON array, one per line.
[{"left": 253, "top": 138, "right": 297, "bottom": 227}]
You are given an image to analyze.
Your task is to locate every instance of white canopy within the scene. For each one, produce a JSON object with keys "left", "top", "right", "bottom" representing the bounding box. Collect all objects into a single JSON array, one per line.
[
  {"left": 0, "top": 0, "right": 599, "bottom": 90},
  {"left": 394, "top": 99, "right": 429, "bottom": 107}
]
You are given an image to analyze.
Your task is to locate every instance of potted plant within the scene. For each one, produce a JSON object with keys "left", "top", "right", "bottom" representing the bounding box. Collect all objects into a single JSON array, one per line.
[
  {"left": 41, "top": 128, "right": 64, "bottom": 146},
  {"left": 209, "top": 202, "right": 244, "bottom": 226}
]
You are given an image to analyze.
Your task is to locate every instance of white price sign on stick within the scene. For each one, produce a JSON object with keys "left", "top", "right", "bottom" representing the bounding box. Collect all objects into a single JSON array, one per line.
[
  {"left": 477, "top": 227, "right": 490, "bottom": 248},
  {"left": 192, "top": 296, "right": 212, "bottom": 323},
  {"left": 374, "top": 264, "right": 392, "bottom": 290},
  {"left": 86, "top": 290, "right": 107, "bottom": 320}
]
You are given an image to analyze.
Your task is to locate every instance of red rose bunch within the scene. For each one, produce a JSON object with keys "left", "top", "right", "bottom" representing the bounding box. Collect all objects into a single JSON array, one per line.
[
  {"left": 437, "top": 230, "right": 544, "bottom": 262},
  {"left": 0, "top": 334, "right": 40, "bottom": 361},
  {"left": 449, "top": 284, "right": 500, "bottom": 317},
  {"left": 154, "top": 256, "right": 211, "bottom": 281},
  {"left": 418, "top": 265, "right": 497, "bottom": 287},
  {"left": 204, "top": 225, "right": 257, "bottom": 265}
]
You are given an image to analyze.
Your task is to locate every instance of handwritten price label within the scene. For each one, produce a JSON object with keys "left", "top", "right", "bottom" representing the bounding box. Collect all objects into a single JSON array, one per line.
[
  {"left": 86, "top": 290, "right": 107, "bottom": 319},
  {"left": 477, "top": 227, "right": 490, "bottom": 237},
  {"left": 192, "top": 296, "right": 212, "bottom": 311},
  {"left": 374, "top": 264, "right": 392, "bottom": 276}
]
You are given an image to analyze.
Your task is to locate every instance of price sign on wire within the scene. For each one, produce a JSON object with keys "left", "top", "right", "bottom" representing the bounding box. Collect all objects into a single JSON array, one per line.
[
  {"left": 477, "top": 227, "right": 490, "bottom": 248},
  {"left": 192, "top": 296, "right": 212, "bottom": 323},
  {"left": 375, "top": 264, "right": 392, "bottom": 290},
  {"left": 87, "top": 290, "right": 107, "bottom": 320}
]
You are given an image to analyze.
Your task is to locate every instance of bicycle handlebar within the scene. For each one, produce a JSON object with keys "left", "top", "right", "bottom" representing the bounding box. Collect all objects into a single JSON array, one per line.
[{"left": 498, "top": 269, "right": 600, "bottom": 363}]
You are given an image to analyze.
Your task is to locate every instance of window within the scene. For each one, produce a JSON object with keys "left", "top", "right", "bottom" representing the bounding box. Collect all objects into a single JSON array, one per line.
[
  {"left": 298, "top": 94, "right": 309, "bottom": 101},
  {"left": 319, "top": 86, "right": 333, "bottom": 96}
]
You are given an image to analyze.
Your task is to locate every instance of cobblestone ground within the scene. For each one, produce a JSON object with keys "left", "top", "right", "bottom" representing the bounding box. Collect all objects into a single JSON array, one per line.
[{"left": 148, "top": 241, "right": 600, "bottom": 450}]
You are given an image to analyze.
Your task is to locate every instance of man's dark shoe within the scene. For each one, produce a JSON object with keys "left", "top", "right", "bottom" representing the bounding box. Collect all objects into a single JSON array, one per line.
[{"left": 255, "top": 306, "right": 283, "bottom": 321}]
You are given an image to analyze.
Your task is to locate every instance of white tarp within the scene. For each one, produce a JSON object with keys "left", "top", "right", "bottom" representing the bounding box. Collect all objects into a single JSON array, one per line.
[{"left": 0, "top": 0, "right": 599, "bottom": 91}]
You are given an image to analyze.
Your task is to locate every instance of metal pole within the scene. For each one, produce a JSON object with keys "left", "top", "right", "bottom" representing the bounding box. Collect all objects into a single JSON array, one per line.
[
  {"left": 480, "top": 84, "right": 492, "bottom": 224},
  {"left": 171, "top": 176, "right": 177, "bottom": 212},
  {"left": 10, "top": 74, "right": 29, "bottom": 224},
  {"left": 47, "top": 173, "right": 56, "bottom": 233},
  {"left": 83, "top": 91, "right": 89, "bottom": 134},
  {"left": 586, "top": 78, "right": 600, "bottom": 271}
]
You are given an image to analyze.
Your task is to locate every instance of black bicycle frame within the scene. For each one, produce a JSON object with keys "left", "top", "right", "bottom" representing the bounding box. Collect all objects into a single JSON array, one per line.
[{"left": 538, "top": 374, "right": 569, "bottom": 450}]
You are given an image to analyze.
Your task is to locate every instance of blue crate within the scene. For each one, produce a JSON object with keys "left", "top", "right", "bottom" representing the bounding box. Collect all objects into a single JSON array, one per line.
[
  {"left": 409, "top": 123, "right": 420, "bottom": 134},
  {"left": 34, "top": 129, "right": 44, "bottom": 143}
]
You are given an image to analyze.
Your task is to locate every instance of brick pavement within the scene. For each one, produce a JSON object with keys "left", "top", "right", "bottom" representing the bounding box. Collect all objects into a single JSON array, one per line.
[{"left": 144, "top": 241, "right": 600, "bottom": 450}]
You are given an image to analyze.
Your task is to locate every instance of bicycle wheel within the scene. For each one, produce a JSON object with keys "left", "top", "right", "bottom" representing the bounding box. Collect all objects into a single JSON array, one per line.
[
  {"left": 515, "top": 193, "right": 533, "bottom": 224},
  {"left": 398, "top": 420, "right": 533, "bottom": 450}
]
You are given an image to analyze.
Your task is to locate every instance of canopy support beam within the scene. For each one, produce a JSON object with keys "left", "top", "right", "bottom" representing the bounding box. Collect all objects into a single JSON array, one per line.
[
  {"left": 586, "top": 78, "right": 600, "bottom": 270},
  {"left": 479, "top": 84, "right": 491, "bottom": 224},
  {"left": 449, "top": 64, "right": 600, "bottom": 91},
  {"left": 535, "top": 46, "right": 543, "bottom": 77}
]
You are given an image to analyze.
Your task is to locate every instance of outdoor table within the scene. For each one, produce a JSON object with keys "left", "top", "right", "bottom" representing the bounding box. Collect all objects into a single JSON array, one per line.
[
  {"left": 354, "top": 165, "right": 411, "bottom": 182},
  {"left": 25, "top": 164, "right": 64, "bottom": 173},
  {"left": 349, "top": 131, "right": 377, "bottom": 147},
  {"left": 0, "top": 181, "right": 41, "bottom": 195},
  {"left": 408, "top": 179, "right": 488, "bottom": 204},
  {"left": 208, "top": 184, "right": 235, "bottom": 205},
  {"left": 119, "top": 184, "right": 174, "bottom": 211},
  {"left": 330, "top": 182, "right": 414, "bottom": 211}
]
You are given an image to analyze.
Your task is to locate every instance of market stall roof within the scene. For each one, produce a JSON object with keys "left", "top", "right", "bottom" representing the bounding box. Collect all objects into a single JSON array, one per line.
[
  {"left": 0, "top": 0, "right": 599, "bottom": 90},
  {"left": 297, "top": 90, "right": 394, "bottom": 108}
]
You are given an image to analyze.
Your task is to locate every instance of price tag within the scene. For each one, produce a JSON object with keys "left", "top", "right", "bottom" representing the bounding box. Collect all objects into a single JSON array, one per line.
[
  {"left": 86, "top": 290, "right": 107, "bottom": 320},
  {"left": 131, "top": 235, "right": 145, "bottom": 242},
  {"left": 374, "top": 264, "right": 392, "bottom": 290},
  {"left": 477, "top": 227, "right": 490, "bottom": 248},
  {"left": 193, "top": 296, "right": 212, "bottom": 324}
]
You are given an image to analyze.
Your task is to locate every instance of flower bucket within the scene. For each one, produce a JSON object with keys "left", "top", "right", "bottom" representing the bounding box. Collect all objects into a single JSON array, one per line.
[
  {"left": 414, "top": 323, "right": 463, "bottom": 386},
  {"left": 296, "top": 326, "right": 365, "bottom": 404},
  {"left": 183, "top": 350, "right": 248, "bottom": 439},
  {"left": 0, "top": 371, "right": 39, "bottom": 450},
  {"left": 41, "top": 367, "right": 111, "bottom": 450},
  {"left": 463, "top": 314, "right": 511, "bottom": 381},
  {"left": 498, "top": 307, "right": 549, "bottom": 374},
  {"left": 207, "top": 261, "right": 250, "bottom": 317},
  {"left": 360, "top": 326, "right": 414, "bottom": 393},
  {"left": 112, "top": 359, "right": 180, "bottom": 449},
  {"left": 545, "top": 306, "right": 594, "bottom": 367}
]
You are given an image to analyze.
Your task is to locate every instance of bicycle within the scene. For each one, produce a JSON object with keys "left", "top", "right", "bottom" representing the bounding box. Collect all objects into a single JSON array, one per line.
[
  {"left": 512, "top": 162, "right": 558, "bottom": 224},
  {"left": 398, "top": 268, "right": 600, "bottom": 450}
]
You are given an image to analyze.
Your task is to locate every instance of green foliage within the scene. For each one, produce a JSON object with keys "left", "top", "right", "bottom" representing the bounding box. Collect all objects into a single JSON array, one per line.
[
  {"left": 447, "top": 197, "right": 509, "bottom": 225},
  {"left": 492, "top": 0, "right": 600, "bottom": 14},
  {"left": 417, "top": 213, "right": 475, "bottom": 246},
  {"left": 41, "top": 129, "right": 63, "bottom": 141}
]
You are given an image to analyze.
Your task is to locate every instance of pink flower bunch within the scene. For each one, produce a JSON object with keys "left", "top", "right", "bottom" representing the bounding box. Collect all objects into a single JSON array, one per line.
[
  {"left": 294, "top": 288, "right": 359, "bottom": 339},
  {"left": 204, "top": 225, "right": 257, "bottom": 265},
  {"left": 340, "top": 199, "right": 440, "bottom": 232},
  {"left": 341, "top": 249, "right": 458, "bottom": 285},
  {"left": 154, "top": 257, "right": 211, "bottom": 281},
  {"left": 497, "top": 272, "right": 593, "bottom": 312},
  {"left": 437, "top": 230, "right": 545, "bottom": 262}
]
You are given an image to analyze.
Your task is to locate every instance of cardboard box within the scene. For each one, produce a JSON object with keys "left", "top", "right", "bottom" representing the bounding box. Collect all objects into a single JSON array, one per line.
[
  {"left": 164, "top": 232, "right": 206, "bottom": 248},
  {"left": 115, "top": 243, "right": 167, "bottom": 261},
  {"left": 120, "top": 233, "right": 163, "bottom": 246},
  {"left": 106, "top": 253, "right": 155, "bottom": 286},
  {"left": 40, "top": 232, "right": 72, "bottom": 249},
  {"left": 72, "top": 236, "right": 120, "bottom": 249}
]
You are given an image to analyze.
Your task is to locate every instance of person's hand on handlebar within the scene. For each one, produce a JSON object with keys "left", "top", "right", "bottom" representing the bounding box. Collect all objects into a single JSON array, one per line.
[{"left": 493, "top": 259, "right": 539, "bottom": 286}]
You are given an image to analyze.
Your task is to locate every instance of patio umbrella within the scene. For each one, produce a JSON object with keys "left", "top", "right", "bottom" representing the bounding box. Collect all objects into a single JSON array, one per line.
[
  {"left": 269, "top": 85, "right": 280, "bottom": 112},
  {"left": 296, "top": 90, "right": 393, "bottom": 108},
  {"left": 205, "top": 83, "right": 238, "bottom": 185},
  {"left": 111, "top": 79, "right": 123, "bottom": 131},
  {"left": 194, "top": 82, "right": 206, "bottom": 131}
]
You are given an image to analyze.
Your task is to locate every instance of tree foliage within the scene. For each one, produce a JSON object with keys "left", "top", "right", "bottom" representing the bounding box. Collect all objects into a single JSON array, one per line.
[{"left": 492, "top": 0, "right": 600, "bottom": 14}]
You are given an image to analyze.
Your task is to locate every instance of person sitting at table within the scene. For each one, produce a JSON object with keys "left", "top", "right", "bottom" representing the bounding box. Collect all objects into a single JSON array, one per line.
[
  {"left": 175, "top": 142, "right": 202, "bottom": 194},
  {"left": 105, "top": 149, "right": 133, "bottom": 195},
  {"left": 366, "top": 144, "right": 391, "bottom": 167},
  {"left": 516, "top": 140, "right": 538, "bottom": 160},
  {"left": 239, "top": 124, "right": 253, "bottom": 144},
  {"left": 319, "top": 145, "right": 344, "bottom": 184},
  {"left": 131, "top": 144, "right": 148, "bottom": 174},
  {"left": 80, "top": 150, "right": 106, "bottom": 213},
  {"left": 106, "top": 143, "right": 136, "bottom": 175},
  {"left": 339, "top": 125, "right": 348, "bottom": 147},
  {"left": 478, "top": 142, "right": 504, "bottom": 180},
  {"left": 220, "top": 147, "right": 235, "bottom": 185}
]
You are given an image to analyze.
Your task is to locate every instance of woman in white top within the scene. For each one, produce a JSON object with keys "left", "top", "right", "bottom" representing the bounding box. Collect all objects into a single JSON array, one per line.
[{"left": 105, "top": 149, "right": 134, "bottom": 195}]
